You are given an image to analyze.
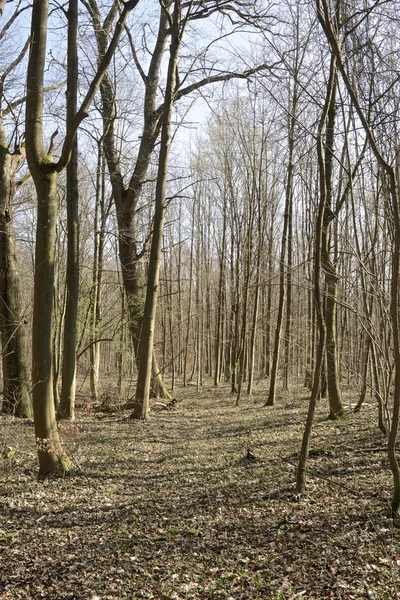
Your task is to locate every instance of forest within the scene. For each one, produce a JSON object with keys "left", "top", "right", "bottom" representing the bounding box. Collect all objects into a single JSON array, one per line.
[{"left": 1, "top": 0, "right": 400, "bottom": 598}]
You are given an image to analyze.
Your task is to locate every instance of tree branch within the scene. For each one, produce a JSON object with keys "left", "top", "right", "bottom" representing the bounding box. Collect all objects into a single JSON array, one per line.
[
  {"left": 0, "top": 2, "right": 30, "bottom": 40},
  {"left": 56, "top": 0, "right": 141, "bottom": 171},
  {"left": 3, "top": 80, "right": 67, "bottom": 118},
  {"left": 1, "top": 36, "right": 30, "bottom": 86},
  {"left": 166, "top": 61, "right": 279, "bottom": 109}
]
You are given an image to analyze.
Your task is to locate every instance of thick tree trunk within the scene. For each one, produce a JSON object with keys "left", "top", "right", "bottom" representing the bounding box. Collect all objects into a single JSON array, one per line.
[
  {"left": 31, "top": 172, "right": 65, "bottom": 475},
  {"left": 0, "top": 143, "right": 31, "bottom": 418},
  {"left": 25, "top": 0, "right": 136, "bottom": 474},
  {"left": 26, "top": 0, "right": 65, "bottom": 475}
]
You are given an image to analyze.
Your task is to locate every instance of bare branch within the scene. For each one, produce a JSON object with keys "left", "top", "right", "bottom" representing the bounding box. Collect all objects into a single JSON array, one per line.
[
  {"left": 56, "top": 0, "right": 141, "bottom": 171},
  {"left": 16, "top": 171, "right": 31, "bottom": 189},
  {"left": 47, "top": 129, "right": 59, "bottom": 156},
  {"left": 3, "top": 80, "right": 67, "bottom": 118},
  {"left": 1, "top": 36, "right": 30, "bottom": 85},
  {"left": 124, "top": 22, "right": 147, "bottom": 84},
  {"left": 170, "top": 61, "right": 279, "bottom": 108},
  {"left": 0, "top": 2, "right": 30, "bottom": 41},
  {"left": 316, "top": 0, "right": 393, "bottom": 177}
]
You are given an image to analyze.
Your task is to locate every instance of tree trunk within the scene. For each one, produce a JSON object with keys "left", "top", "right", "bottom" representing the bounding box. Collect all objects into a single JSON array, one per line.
[
  {"left": 320, "top": 66, "right": 345, "bottom": 419},
  {"left": 26, "top": 0, "right": 65, "bottom": 475},
  {"left": 265, "top": 106, "right": 296, "bottom": 406},
  {"left": 214, "top": 193, "right": 227, "bottom": 386},
  {"left": 131, "top": 0, "right": 181, "bottom": 418},
  {"left": 89, "top": 144, "right": 106, "bottom": 402},
  {"left": 59, "top": 0, "right": 79, "bottom": 420},
  {"left": 25, "top": 0, "right": 135, "bottom": 474},
  {"left": 296, "top": 54, "right": 337, "bottom": 493},
  {"left": 0, "top": 138, "right": 31, "bottom": 418},
  {"left": 87, "top": 0, "right": 171, "bottom": 400},
  {"left": 31, "top": 172, "right": 65, "bottom": 475}
]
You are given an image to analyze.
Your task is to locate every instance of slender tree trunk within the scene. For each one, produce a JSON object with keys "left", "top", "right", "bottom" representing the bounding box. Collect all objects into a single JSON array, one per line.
[
  {"left": 296, "top": 54, "right": 337, "bottom": 492},
  {"left": 231, "top": 238, "right": 240, "bottom": 394},
  {"left": 132, "top": 0, "right": 181, "bottom": 418},
  {"left": 117, "top": 286, "right": 125, "bottom": 396},
  {"left": 183, "top": 198, "right": 195, "bottom": 386},
  {"left": 283, "top": 183, "right": 293, "bottom": 392},
  {"left": 59, "top": 0, "right": 79, "bottom": 420},
  {"left": 236, "top": 241, "right": 251, "bottom": 405},
  {"left": 266, "top": 101, "right": 296, "bottom": 406},
  {"left": 52, "top": 271, "right": 66, "bottom": 411},
  {"left": 177, "top": 205, "right": 183, "bottom": 377},
  {"left": 214, "top": 194, "right": 227, "bottom": 386},
  {"left": 264, "top": 212, "right": 275, "bottom": 378},
  {"left": 320, "top": 68, "right": 345, "bottom": 419},
  {"left": 89, "top": 144, "right": 107, "bottom": 402},
  {"left": 247, "top": 246, "right": 261, "bottom": 396},
  {"left": 195, "top": 212, "right": 203, "bottom": 392}
]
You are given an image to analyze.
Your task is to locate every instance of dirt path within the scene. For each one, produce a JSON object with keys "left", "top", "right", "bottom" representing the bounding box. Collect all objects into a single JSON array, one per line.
[{"left": 1, "top": 382, "right": 399, "bottom": 599}]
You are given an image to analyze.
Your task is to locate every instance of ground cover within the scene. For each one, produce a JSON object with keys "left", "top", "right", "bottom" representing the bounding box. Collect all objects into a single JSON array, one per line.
[{"left": 1, "top": 380, "right": 399, "bottom": 599}]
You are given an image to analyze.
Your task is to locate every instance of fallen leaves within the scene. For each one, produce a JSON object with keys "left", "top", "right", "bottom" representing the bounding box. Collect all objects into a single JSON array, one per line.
[{"left": 0, "top": 381, "right": 399, "bottom": 599}]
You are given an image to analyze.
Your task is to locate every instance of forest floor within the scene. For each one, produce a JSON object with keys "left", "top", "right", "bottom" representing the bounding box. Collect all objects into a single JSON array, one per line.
[{"left": 0, "top": 378, "right": 399, "bottom": 600}]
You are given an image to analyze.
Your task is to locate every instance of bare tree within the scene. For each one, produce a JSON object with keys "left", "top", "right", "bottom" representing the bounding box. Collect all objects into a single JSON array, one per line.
[
  {"left": 315, "top": 0, "right": 400, "bottom": 513},
  {"left": 25, "top": 0, "right": 139, "bottom": 476}
]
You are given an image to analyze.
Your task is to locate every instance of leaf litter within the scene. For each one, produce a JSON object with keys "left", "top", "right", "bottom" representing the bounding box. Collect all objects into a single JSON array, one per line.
[{"left": 0, "top": 380, "right": 399, "bottom": 599}]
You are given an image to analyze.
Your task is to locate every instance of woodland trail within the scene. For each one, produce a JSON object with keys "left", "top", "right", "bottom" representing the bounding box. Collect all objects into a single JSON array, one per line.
[{"left": 1, "top": 381, "right": 399, "bottom": 599}]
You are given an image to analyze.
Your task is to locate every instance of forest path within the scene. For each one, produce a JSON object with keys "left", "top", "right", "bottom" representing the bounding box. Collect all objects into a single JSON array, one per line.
[{"left": 0, "top": 381, "right": 398, "bottom": 599}]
